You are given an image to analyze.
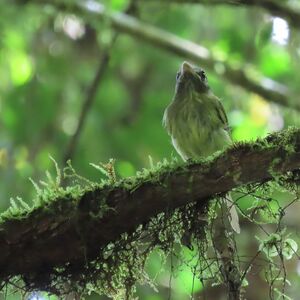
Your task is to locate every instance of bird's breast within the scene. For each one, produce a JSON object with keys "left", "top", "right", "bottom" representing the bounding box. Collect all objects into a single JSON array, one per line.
[{"left": 166, "top": 98, "right": 231, "bottom": 159}]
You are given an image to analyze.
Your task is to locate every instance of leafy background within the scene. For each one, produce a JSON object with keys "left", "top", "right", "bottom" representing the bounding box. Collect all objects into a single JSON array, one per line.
[{"left": 1, "top": 0, "right": 300, "bottom": 299}]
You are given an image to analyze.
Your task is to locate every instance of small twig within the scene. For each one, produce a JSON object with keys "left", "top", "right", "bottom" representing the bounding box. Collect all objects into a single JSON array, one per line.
[{"left": 240, "top": 250, "right": 261, "bottom": 283}]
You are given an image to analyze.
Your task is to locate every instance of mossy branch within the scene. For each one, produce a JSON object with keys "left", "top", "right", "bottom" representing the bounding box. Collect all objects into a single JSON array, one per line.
[{"left": 1, "top": 128, "right": 300, "bottom": 288}]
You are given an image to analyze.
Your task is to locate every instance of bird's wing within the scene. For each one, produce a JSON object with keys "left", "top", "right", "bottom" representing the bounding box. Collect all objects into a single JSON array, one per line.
[{"left": 213, "top": 96, "right": 231, "bottom": 133}]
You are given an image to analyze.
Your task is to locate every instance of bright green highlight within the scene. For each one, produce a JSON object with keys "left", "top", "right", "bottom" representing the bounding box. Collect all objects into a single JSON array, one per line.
[{"left": 8, "top": 51, "right": 33, "bottom": 85}]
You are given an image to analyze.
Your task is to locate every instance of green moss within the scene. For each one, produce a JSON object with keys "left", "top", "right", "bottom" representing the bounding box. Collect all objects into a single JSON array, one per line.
[{"left": 1, "top": 128, "right": 300, "bottom": 298}]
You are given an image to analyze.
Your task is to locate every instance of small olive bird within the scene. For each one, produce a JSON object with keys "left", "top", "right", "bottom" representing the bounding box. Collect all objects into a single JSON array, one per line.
[{"left": 163, "top": 61, "right": 240, "bottom": 233}]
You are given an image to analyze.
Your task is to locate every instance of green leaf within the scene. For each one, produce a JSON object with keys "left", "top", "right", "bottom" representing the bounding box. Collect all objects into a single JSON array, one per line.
[
  {"left": 258, "top": 233, "right": 281, "bottom": 258},
  {"left": 283, "top": 238, "right": 298, "bottom": 260}
]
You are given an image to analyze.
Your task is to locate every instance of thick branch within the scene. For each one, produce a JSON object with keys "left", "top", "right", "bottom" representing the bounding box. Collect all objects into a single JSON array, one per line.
[
  {"left": 1, "top": 128, "right": 300, "bottom": 283},
  {"left": 140, "top": 0, "right": 300, "bottom": 30}
]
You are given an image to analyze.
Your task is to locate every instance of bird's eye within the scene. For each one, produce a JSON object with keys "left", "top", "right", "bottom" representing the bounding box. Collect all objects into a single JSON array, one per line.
[
  {"left": 196, "top": 70, "right": 206, "bottom": 81},
  {"left": 176, "top": 72, "right": 180, "bottom": 80}
]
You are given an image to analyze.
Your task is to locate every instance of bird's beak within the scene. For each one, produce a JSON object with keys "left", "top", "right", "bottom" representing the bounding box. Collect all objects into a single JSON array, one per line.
[{"left": 181, "top": 61, "right": 194, "bottom": 75}]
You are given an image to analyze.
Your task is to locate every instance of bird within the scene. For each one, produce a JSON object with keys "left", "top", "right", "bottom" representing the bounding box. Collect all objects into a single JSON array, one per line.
[{"left": 163, "top": 61, "right": 240, "bottom": 234}]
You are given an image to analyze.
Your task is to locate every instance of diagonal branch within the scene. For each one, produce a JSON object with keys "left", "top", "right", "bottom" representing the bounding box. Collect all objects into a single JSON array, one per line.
[
  {"left": 14, "top": 0, "right": 297, "bottom": 110},
  {"left": 77, "top": 1, "right": 294, "bottom": 110},
  {"left": 139, "top": 0, "right": 300, "bottom": 30},
  {"left": 1, "top": 128, "right": 300, "bottom": 283}
]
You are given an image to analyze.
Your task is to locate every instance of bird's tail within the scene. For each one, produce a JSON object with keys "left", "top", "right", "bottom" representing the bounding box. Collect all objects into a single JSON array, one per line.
[{"left": 225, "top": 193, "right": 240, "bottom": 234}]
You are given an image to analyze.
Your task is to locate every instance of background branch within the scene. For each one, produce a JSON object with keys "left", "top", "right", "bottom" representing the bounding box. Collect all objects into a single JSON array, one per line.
[
  {"left": 15, "top": 0, "right": 296, "bottom": 110},
  {"left": 116, "top": 63, "right": 153, "bottom": 126},
  {"left": 1, "top": 128, "right": 300, "bottom": 284},
  {"left": 75, "top": 2, "right": 295, "bottom": 110},
  {"left": 140, "top": 0, "right": 300, "bottom": 30},
  {"left": 63, "top": 35, "right": 117, "bottom": 164},
  {"left": 63, "top": 1, "right": 138, "bottom": 164}
]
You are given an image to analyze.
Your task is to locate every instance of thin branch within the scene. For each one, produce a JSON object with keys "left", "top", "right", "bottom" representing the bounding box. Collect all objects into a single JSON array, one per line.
[
  {"left": 1, "top": 128, "right": 300, "bottom": 282},
  {"left": 63, "top": 34, "right": 117, "bottom": 164},
  {"left": 62, "top": 1, "right": 138, "bottom": 163},
  {"left": 139, "top": 0, "right": 300, "bottom": 30}
]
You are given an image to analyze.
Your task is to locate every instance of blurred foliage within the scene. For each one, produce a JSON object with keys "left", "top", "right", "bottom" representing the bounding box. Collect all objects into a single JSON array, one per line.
[{"left": 1, "top": 0, "right": 300, "bottom": 299}]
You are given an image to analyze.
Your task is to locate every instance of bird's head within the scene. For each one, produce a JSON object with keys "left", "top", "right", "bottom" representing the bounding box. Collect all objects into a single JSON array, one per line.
[{"left": 174, "top": 61, "right": 209, "bottom": 99}]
